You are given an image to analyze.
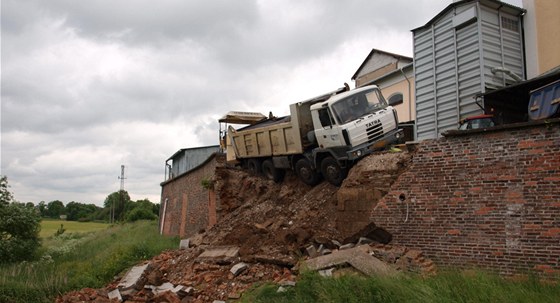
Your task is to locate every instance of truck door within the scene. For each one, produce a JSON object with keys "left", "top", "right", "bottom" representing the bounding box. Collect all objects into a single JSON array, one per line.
[{"left": 313, "top": 107, "right": 346, "bottom": 148}]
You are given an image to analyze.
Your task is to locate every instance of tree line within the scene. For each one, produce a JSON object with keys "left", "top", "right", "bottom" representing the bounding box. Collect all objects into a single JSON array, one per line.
[
  {"left": 0, "top": 175, "right": 160, "bottom": 264},
  {"left": 36, "top": 191, "right": 159, "bottom": 222}
]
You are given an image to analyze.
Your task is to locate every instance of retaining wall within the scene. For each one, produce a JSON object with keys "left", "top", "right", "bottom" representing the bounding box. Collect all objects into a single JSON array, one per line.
[{"left": 368, "top": 121, "right": 560, "bottom": 277}]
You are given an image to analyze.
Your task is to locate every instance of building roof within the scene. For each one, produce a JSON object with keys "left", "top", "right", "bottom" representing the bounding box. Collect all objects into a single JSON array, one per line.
[
  {"left": 412, "top": 0, "right": 525, "bottom": 32},
  {"left": 351, "top": 48, "right": 413, "bottom": 81},
  {"left": 166, "top": 145, "right": 220, "bottom": 162},
  {"left": 362, "top": 62, "right": 414, "bottom": 87}
]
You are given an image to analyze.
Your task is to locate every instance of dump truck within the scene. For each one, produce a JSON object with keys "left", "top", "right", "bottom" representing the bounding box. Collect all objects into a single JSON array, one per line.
[{"left": 219, "top": 84, "right": 404, "bottom": 186}]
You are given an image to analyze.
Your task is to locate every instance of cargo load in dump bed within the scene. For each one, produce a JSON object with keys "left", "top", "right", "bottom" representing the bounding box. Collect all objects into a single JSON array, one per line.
[{"left": 219, "top": 85, "right": 404, "bottom": 186}]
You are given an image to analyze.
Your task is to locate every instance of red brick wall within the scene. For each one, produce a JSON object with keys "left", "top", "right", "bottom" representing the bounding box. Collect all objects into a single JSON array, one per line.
[
  {"left": 371, "top": 122, "right": 560, "bottom": 277},
  {"left": 160, "top": 156, "right": 219, "bottom": 238}
]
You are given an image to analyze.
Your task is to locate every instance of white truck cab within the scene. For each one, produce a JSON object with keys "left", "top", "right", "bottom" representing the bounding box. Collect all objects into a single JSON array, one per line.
[{"left": 310, "top": 85, "right": 402, "bottom": 161}]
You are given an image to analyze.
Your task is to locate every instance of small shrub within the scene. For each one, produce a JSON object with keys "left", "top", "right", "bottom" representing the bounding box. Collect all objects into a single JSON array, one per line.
[
  {"left": 201, "top": 178, "right": 214, "bottom": 190},
  {"left": 54, "top": 224, "right": 66, "bottom": 237},
  {"left": 0, "top": 203, "right": 42, "bottom": 263}
]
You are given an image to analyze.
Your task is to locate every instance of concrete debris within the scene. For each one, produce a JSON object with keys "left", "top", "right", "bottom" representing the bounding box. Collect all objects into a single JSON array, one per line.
[
  {"left": 302, "top": 245, "right": 396, "bottom": 277},
  {"left": 357, "top": 237, "right": 374, "bottom": 245},
  {"left": 198, "top": 246, "right": 240, "bottom": 259},
  {"left": 152, "top": 282, "right": 174, "bottom": 295},
  {"left": 339, "top": 243, "right": 355, "bottom": 250},
  {"left": 305, "top": 244, "right": 319, "bottom": 258},
  {"left": 277, "top": 286, "right": 288, "bottom": 293},
  {"left": 117, "top": 263, "right": 150, "bottom": 291},
  {"left": 179, "top": 239, "right": 190, "bottom": 249},
  {"left": 343, "top": 222, "right": 392, "bottom": 244},
  {"left": 279, "top": 280, "right": 296, "bottom": 287},
  {"left": 107, "top": 289, "right": 122, "bottom": 302},
  {"left": 331, "top": 239, "right": 342, "bottom": 248},
  {"left": 318, "top": 268, "right": 334, "bottom": 277},
  {"left": 230, "top": 262, "right": 248, "bottom": 276}
]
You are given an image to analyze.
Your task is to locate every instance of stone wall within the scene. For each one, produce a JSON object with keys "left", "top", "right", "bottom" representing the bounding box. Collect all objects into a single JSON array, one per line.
[
  {"left": 160, "top": 154, "right": 221, "bottom": 238},
  {"left": 363, "top": 121, "right": 560, "bottom": 277}
]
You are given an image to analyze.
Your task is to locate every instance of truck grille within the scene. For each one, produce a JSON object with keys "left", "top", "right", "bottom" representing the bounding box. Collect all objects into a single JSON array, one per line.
[{"left": 366, "top": 121, "right": 383, "bottom": 143}]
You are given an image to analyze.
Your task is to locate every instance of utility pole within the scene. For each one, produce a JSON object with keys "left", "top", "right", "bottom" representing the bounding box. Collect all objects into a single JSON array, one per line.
[
  {"left": 114, "top": 165, "right": 126, "bottom": 223},
  {"left": 119, "top": 165, "right": 126, "bottom": 191},
  {"left": 111, "top": 165, "right": 126, "bottom": 224}
]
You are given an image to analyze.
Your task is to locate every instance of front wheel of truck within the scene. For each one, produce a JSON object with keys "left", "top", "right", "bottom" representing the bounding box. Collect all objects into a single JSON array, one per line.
[
  {"left": 321, "top": 156, "right": 347, "bottom": 186},
  {"left": 295, "top": 158, "right": 321, "bottom": 186},
  {"left": 262, "top": 159, "right": 285, "bottom": 183}
]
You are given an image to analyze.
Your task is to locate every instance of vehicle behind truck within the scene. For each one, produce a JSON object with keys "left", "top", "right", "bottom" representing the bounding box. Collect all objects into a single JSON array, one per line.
[{"left": 219, "top": 84, "right": 404, "bottom": 186}]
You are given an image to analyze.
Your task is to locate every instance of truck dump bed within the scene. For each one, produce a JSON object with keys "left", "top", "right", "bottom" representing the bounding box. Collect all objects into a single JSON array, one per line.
[{"left": 230, "top": 115, "right": 304, "bottom": 158}]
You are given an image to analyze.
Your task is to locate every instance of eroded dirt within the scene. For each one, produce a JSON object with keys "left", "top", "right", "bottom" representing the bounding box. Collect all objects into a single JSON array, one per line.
[{"left": 57, "top": 151, "right": 435, "bottom": 303}]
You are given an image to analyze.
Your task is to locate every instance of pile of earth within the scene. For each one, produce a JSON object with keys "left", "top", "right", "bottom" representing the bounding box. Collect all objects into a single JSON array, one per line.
[{"left": 57, "top": 151, "right": 435, "bottom": 303}]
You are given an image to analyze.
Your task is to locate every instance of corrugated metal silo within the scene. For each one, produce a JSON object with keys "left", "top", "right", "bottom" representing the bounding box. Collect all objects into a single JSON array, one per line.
[{"left": 413, "top": 0, "right": 525, "bottom": 140}]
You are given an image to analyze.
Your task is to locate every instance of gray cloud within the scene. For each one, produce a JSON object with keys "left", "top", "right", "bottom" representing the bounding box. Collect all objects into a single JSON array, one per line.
[{"left": 1, "top": 0, "right": 522, "bottom": 205}]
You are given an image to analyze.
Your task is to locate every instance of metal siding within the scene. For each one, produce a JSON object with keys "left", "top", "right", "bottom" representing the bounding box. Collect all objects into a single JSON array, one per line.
[
  {"left": 414, "top": 25, "right": 436, "bottom": 140},
  {"left": 434, "top": 17, "right": 461, "bottom": 136},
  {"left": 456, "top": 18, "right": 483, "bottom": 121},
  {"left": 481, "top": 6, "right": 524, "bottom": 90}
]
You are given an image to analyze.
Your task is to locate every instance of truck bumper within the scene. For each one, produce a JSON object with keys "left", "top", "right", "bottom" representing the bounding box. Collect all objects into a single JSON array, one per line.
[{"left": 346, "top": 128, "right": 404, "bottom": 161}]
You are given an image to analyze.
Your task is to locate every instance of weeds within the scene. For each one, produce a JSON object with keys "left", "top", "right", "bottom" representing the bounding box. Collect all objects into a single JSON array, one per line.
[
  {"left": 0, "top": 220, "right": 178, "bottom": 303},
  {"left": 241, "top": 270, "right": 560, "bottom": 303}
]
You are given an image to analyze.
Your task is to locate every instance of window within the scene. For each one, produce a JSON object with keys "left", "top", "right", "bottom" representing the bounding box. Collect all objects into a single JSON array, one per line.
[
  {"left": 388, "top": 93, "right": 404, "bottom": 106},
  {"left": 318, "top": 108, "right": 333, "bottom": 127},
  {"left": 501, "top": 17, "right": 519, "bottom": 32}
]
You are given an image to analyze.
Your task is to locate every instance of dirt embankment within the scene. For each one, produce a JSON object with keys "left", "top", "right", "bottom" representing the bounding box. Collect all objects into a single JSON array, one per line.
[{"left": 58, "top": 151, "right": 435, "bottom": 303}]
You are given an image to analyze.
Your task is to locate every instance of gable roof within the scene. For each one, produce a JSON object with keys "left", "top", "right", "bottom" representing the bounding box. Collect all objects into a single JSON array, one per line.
[{"left": 351, "top": 48, "right": 412, "bottom": 81}]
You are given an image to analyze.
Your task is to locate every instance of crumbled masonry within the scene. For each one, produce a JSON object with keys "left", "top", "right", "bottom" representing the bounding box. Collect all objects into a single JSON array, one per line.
[{"left": 57, "top": 151, "right": 436, "bottom": 303}]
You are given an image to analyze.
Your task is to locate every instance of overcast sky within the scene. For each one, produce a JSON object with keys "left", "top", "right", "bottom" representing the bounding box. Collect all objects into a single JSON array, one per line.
[{"left": 1, "top": 0, "right": 522, "bottom": 206}]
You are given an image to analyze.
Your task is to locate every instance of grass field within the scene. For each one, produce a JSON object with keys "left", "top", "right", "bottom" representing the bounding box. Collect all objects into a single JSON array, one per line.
[
  {"left": 40, "top": 219, "right": 109, "bottom": 238},
  {"left": 1, "top": 220, "right": 179, "bottom": 303}
]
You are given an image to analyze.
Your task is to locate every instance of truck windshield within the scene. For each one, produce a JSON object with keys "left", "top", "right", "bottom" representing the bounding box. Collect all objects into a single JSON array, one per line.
[{"left": 332, "top": 88, "right": 387, "bottom": 124}]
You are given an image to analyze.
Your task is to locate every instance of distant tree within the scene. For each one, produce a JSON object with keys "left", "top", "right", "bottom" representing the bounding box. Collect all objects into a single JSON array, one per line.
[
  {"left": 104, "top": 190, "right": 131, "bottom": 222},
  {"left": 37, "top": 201, "right": 47, "bottom": 217},
  {"left": 66, "top": 201, "right": 99, "bottom": 221},
  {"left": 0, "top": 176, "right": 41, "bottom": 263},
  {"left": 46, "top": 200, "right": 66, "bottom": 218},
  {"left": 125, "top": 198, "right": 158, "bottom": 222},
  {"left": 0, "top": 175, "right": 14, "bottom": 206}
]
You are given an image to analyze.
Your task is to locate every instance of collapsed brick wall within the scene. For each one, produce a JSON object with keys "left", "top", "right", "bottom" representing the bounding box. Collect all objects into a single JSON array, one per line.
[
  {"left": 160, "top": 155, "right": 220, "bottom": 238},
  {"left": 371, "top": 122, "right": 560, "bottom": 277},
  {"left": 336, "top": 152, "right": 411, "bottom": 236}
]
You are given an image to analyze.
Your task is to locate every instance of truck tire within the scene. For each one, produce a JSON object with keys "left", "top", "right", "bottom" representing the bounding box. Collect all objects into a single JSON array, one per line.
[
  {"left": 295, "top": 158, "right": 321, "bottom": 186},
  {"left": 247, "top": 159, "right": 262, "bottom": 175},
  {"left": 321, "top": 156, "right": 347, "bottom": 186},
  {"left": 262, "top": 159, "right": 285, "bottom": 183}
]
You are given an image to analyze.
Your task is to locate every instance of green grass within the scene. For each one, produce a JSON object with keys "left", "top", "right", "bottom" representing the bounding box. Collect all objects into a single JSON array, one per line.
[
  {"left": 0, "top": 220, "right": 179, "bottom": 303},
  {"left": 241, "top": 270, "right": 560, "bottom": 303},
  {"left": 40, "top": 219, "right": 109, "bottom": 238}
]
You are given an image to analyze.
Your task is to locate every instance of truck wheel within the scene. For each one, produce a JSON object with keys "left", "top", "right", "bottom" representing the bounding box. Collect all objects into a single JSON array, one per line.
[
  {"left": 295, "top": 158, "right": 321, "bottom": 186},
  {"left": 321, "top": 156, "right": 347, "bottom": 186},
  {"left": 247, "top": 159, "right": 262, "bottom": 175},
  {"left": 262, "top": 159, "right": 285, "bottom": 183}
]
